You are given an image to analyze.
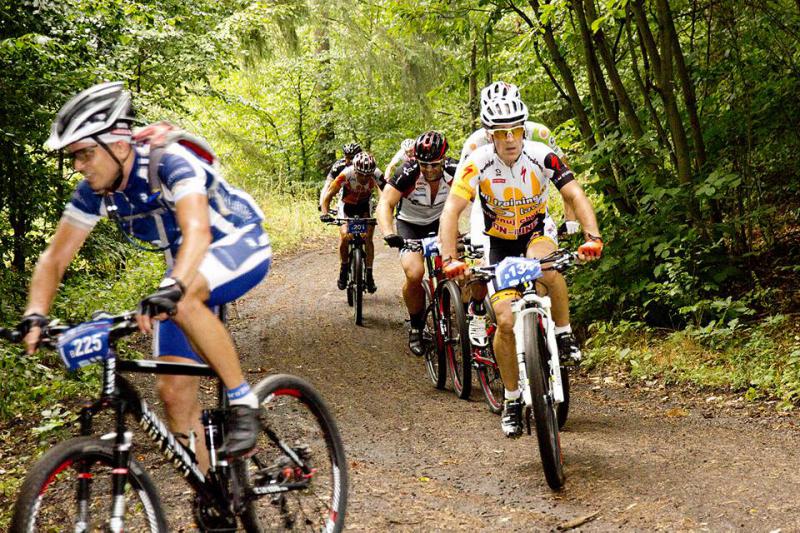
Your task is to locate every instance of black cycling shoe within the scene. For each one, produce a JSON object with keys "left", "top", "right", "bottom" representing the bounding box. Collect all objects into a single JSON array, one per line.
[
  {"left": 366, "top": 275, "right": 377, "bottom": 294},
  {"left": 501, "top": 398, "right": 523, "bottom": 438},
  {"left": 408, "top": 327, "right": 424, "bottom": 356},
  {"left": 337, "top": 264, "right": 348, "bottom": 290},
  {"left": 556, "top": 332, "right": 582, "bottom": 365},
  {"left": 219, "top": 405, "right": 259, "bottom": 459}
]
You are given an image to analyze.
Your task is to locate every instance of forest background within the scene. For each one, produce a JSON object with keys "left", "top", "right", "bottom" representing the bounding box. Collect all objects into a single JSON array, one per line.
[{"left": 1, "top": 0, "right": 799, "bottom": 502}]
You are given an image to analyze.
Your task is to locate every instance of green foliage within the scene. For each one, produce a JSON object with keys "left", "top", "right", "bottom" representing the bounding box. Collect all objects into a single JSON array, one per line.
[{"left": 585, "top": 315, "right": 800, "bottom": 407}]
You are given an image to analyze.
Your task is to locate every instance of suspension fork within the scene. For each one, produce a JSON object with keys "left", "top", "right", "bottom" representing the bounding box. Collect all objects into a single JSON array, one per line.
[{"left": 109, "top": 399, "right": 133, "bottom": 533}]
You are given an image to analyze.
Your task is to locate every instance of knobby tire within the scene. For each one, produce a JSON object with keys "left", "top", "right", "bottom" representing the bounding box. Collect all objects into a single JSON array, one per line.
[{"left": 523, "top": 313, "right": 566, "bottom": 490}]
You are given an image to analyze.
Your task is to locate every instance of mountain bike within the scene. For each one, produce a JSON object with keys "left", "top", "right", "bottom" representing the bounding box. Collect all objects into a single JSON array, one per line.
[
  {"left": 458, "top": 240, "right": 504, "bottom": 414},
  {"left": 400, "top": 235, "right": 468, "bottom": 392},
  {"left": 4, "top": 310, "right": 348, "bottom": 532},
  {"left": 470, "top": 250, "right": 578, "bottom": 490},
  {"left": 326, "top": 217, "right": 376, "bottom": 326}
]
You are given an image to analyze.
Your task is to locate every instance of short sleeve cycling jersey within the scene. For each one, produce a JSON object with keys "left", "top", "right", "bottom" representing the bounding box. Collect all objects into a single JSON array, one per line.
[
  {"left": 450, "top": 141, "right": 574, "bottom": 240},
  {"left": 326, "top": 157, "right": 349, "bottom": 180},
  {"left": 333, "top": 166, "right": 380, "bottom": 205},
  {"left": 63, "top": 143, "right": 265, "bottom": 265},
  {"left": 458, "top": 121, "right": 564, "bottom": 163},
  {"left": 385, "top": 147, "right": 412, "bottom": 176},
  {"left": 388, "top": 157, "right": 457, "bottom": 225}
]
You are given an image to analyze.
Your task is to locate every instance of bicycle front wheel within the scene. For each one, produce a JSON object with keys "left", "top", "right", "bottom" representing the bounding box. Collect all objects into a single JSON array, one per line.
[
  {"left": 523, "top": 313, "right": 566, "bottom": 490},
  {"left": 352, "top": 247, "right": 364, "bottom": 325},
  {"left": 239, "top": 374, "right": 348, "bottom": 533},
  {"left": 11, "top": 436, "right": 167, "bottom": 532},
  {"left": 442, "top": 280, "right": 471, "bottom": 399},
  {"left": 422, "top": 281, "right": 446, "bottom": 389}
]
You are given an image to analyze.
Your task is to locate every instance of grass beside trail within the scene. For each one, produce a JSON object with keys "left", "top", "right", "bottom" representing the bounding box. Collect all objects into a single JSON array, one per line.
[{"left": 583, "top": 315, "right": 800, "bottom": 409}]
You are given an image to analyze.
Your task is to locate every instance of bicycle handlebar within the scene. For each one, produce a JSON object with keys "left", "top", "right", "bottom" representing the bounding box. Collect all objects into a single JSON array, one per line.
[
  {"left": 0, "top": 311, "right": 140, "bottom": 350},
  {"left": 470, "top": 249, "right": 580, "bottom": 282},
  {"left": 323, "top": 217, "right": 377, "bottom": 226}
]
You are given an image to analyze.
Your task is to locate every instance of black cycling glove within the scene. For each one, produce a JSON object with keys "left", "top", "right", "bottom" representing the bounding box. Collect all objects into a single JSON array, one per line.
[
  {"left": 139, "top": 278, "right": 185, "bottom": 317},
  {"left": 320, "top": 213, "right": 334, "bottom": 223},
  {"left": 18, "top": 313, "right": 48, "bottom": 337},
  {"left": 384, "top": 234, "right": 405, "bottom": 248}
]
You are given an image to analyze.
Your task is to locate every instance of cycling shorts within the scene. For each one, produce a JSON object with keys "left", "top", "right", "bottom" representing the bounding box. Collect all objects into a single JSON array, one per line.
[
  {"left": 396, "top": 219, "right": 440, "bottom": 257},
  {"left": 154, "top": 224, "right": 272, "bottom": 363},
  {"left": 486, "top": 216, "right": 557, "bottom": 305},
  {"left": 339, "top": 199, "right": 372, "bottom": 219}
]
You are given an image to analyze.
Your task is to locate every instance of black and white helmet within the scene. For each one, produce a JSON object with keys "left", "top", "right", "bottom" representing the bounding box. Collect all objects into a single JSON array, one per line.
[
  {"left": 480, "top": 81, "right": 521, "bottom": 109},
  {"left": 353, "top": 152, "right": 376, "bottom": 174},
  {"left": 480, "top": 96, "right": 529, "bottom": 128},
  {"left": 46, "top": 81, "right": 134, "bottom": 151},
  {"left": 342, "top": 142, "right": 362, "bottom": 158}
]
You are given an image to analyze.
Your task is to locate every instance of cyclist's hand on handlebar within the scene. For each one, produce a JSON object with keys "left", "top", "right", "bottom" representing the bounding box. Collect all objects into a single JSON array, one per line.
[
  {"left": 384, "top": 234, "right": 404, "bottom": 248},
  {"left": 443, "top": 259, "right": 470, "bottom": 280},
  {"left": 137, "top": 278, "right": 185, "bottom": 334},
  {"left": 18, "top": 313, "right": 48, "bottom": 355},
  {"left": 577, "top": 236, "right": 603, "bottom": 261},
  {"left": 320, "top": 213, "right": 334, "bottom": 223}
]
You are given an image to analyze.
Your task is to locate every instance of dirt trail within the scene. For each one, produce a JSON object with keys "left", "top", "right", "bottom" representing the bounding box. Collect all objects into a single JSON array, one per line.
[
  {"left": 220, "top": 240, "right": 800, "bottom": 531},
  {"left": 8, "top": 238, "right": 797, "bottom": 531}
]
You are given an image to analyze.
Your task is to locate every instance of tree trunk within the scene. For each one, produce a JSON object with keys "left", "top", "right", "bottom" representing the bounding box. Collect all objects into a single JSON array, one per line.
[
  {"left": 571, "top": 1, "right": 618, "bottom": 129},
  {"left": 655, "top": 0, "right": 700, "bottom": 224},
  {"left": 527, "top": 0, "right": 594, "bottom": 145},
  {"left": 664, "top": 0, "right": 707, "bottom": 173},
  {"left": 527, "top": 0, "right": 636, "bottom": 215},
  {"left": 469, "top": 38, "right": 478, "bottom": 126},
  {"left": 583, "top": 0, "right": 645, "bottom": 139},
  {"left": 313, "top": 9, "right": 335, "bottom": 178},
  {"left": 625, "top": 11, "right": 676, "bottom": 170}
]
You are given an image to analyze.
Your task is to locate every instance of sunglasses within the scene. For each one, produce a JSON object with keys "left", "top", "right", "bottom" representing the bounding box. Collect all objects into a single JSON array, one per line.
[
  {"left": 66, "top": 146, "right": 98, "bottom": 164},
  {"left": 488, "top": 126, "right": 525, "bottom": 140},
  {"left": 419, "top": 160, "right": 443, "bottom": 168}
]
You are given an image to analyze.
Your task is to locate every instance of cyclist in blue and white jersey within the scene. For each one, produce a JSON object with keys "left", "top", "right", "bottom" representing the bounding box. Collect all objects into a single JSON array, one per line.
[
  {"left": 19, "top": 82, "right": 271, "bottom": 470},
  {"left": 377, "top": 131, "right": 457, "bottom": 355}
]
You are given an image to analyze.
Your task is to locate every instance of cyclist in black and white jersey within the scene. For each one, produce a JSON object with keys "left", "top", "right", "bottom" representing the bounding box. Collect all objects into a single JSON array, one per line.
[
  {"left": 377, "top": 131, "right": 457, "bottom": 355},
  {"left": 319, "top": 142, "right": 362, "bottom": 209}
]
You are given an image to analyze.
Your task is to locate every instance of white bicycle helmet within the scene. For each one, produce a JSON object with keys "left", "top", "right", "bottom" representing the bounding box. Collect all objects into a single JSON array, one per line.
[
  {"left": 46, "top": 81, "right": 134, "bottom": 150},
  {"left": 400, "top": 138, "right": 415, "bottom": 152},
  {"left": 480, "top": 81, "right": 521, "bottom": 109},
  {"left": 480, "top": 96, "right": 529, "bottom": 128}
]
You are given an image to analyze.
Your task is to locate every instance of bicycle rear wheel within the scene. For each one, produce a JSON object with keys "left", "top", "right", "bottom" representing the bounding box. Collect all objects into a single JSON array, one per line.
[
  {"left": 523, "top": 313, "right": 565, "bottom": 490},
  {"left": 422, "top": 282, "right": 446, "bottom": 389},
  {"left": 476, "top": 302, "right": 502, "bottom": 413},
  {"left": 11, "top": 436, "right": 167, "bottom": 532},
  {"left": 239, "top": 374, "right": 348, "bottom": 533},
  {"left": 352, "top": 247, "right": 364, "bottom": 325},
  {"left": 442, "top": 280, "right": 471, "bottom": 399}
]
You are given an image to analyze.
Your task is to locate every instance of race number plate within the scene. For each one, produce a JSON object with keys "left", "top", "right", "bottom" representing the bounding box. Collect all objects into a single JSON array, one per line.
[
  {"left": 347, "top": 220, "right": 367, "bottom": 235},
  {"left": 57, "top": 319, "right": 112, "bottom": 371},
  {"left": 421, "top": 236, "right": 439, "bottom": 258},
  {"left": 494, "top": 257, "right": 543, "bottom": 291}
]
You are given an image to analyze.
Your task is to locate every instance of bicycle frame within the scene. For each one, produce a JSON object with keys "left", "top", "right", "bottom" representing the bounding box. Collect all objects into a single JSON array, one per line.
[
  {"left": 511, "top": 290, "right": 565, "bottom": 409},
  {"left": 80, "top": 354, "right": 239, "bottom": 523}
]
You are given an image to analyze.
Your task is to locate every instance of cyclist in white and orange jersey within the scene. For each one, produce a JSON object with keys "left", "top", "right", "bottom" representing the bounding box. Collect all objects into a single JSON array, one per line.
[{"left": 440, "top": 95, "right": 603, "bottom": 438}]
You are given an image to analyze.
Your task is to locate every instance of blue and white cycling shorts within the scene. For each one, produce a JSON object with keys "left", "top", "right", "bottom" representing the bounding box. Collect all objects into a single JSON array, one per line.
[{"left": 153, "top": 224, "right": 272, "bottom": 363}]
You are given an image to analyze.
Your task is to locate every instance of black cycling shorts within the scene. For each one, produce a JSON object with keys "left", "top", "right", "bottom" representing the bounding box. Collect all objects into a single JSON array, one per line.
[
  {"left": 342, "top": 200, "right": 371, "bottom": 218},
  {"left": 396, "top": 218, "right": 439, "bottom": 241}
]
